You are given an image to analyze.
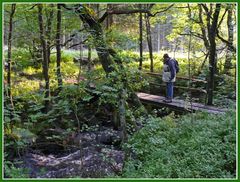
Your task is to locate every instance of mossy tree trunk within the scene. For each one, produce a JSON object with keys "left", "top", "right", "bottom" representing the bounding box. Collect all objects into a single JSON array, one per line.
[
  {"left": 38, "top": 4, "right": 50, "bottom": 112},
  {"left": 62, "top": 4, "right": 145, "bottom": 136}
]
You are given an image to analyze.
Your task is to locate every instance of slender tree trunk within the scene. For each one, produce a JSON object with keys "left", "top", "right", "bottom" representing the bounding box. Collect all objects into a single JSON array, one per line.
[
  {"left": 157, "top": 24, "right": 160, "bottom": 53},
  {"left": 7, "top": 4, "right": 16, "bottom": 100},
  {"left": 198, "top": 4, "right": 210, "bottom": 71},
  {"left": 206, "top": 4, "right": 221, "bottom": 105},
  {"left": 145, "top": 14, "right": 153, "bottom": 72},
  {"left": 6, "top": 4, "right": 16, "bottom": 120},
  {"left": 119, "top": 89, "right": 127, "bottom": 142},
  {"left": 87, "top": 46, "right": 92, "bottom": 71},
  {"left": 198, "top": 52, "right": 209, "bottom": 74},
  {"left": 139, "top": 4, "right": 143, "bottom": 70},
  {"left": 106, "top": 4, "right": 113, "bottom": 29},
  {"left": 46, "top": 5, "right": 54, "bottom": 66},
  {"left": 38, "top": 4, "right": 50, "bottom": 112},
  {"left": 96, "top": 4, "right": 100, "bottom": 18},
  {"left": 198, "top": 4, "right": 210, "bottom": 50},
  {"left": 56, "top": 4, "right": 63, "bottom": 92},
  {"left": 224, "top": 4, "right": 234, "bottom": 74}
]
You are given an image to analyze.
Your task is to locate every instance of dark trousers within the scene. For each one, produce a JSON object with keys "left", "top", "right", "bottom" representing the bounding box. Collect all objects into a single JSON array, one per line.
[{"left": 166, "top": 82, "right": 174, "bottom": 99}]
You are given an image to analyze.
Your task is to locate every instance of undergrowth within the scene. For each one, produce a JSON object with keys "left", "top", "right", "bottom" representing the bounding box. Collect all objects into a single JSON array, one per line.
[{"left": 122, "top": 110, "right": 236, "bottom": 178}]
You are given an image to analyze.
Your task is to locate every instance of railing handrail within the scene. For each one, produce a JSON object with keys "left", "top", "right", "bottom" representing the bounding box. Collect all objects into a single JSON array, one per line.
[{"left": 144, "top": 71, "right": 207, "bottom": 84}]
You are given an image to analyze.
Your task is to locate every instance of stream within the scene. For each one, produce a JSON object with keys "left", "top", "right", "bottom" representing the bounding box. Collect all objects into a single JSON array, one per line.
[{"left": 14, "top": 127, "right": 125, "bottom": 178}]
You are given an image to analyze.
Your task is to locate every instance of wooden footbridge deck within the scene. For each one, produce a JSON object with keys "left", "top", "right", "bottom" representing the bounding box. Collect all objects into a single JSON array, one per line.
[{"left": 137, "top": 92, "right": 227, "bottom": 114}]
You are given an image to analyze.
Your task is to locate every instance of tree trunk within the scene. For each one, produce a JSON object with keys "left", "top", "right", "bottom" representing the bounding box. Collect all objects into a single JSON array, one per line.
[
  {"left": 157, "top": 24, "right": 160, "bottom": 53},
  {"left": 198, "top": 4, "right": 210, "bottom": 50},
  {"left": 6, "top": 4, "right": 16, "bottom": 120},
  {"left": 119, "top": 89, "right": 127, "bottom": 142},
  {"left": 75, "top": 6, "right": 115, "bottom": 74},
  {"left": 145, "top": 14, "right": 153, "bottom": 72},
  {"left": 6, "top": 4, "right": 16, "bottom": 100},
  {"left": 139, "top": 4, "right": 143, "bottom": 70},
  {"left": 106, "top": 4, "right": 114, "bottom": 29},
  {"left": 224, "top": 4, "right": 234, "bottom": 74},
  {"left": 56, "top": 4, "right": 63, "bottom": 92},
  {"left": 38, "top": 4, "right": 50, "bottom": 112},
  {"left": 71, "top": 5, "right": 146, "bottom": 131},
  {"left": 87, "top": 46, "right": 92, "bottom": 71},
  {"left": 46, "top": 5, "right": 54, "bottom": 66},
  {"left": 206, "top": 4, "right": 221, "bottom": 105}
]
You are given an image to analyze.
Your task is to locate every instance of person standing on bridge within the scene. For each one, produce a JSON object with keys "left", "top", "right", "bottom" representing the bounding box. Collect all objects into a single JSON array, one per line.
[{"left": 162, "top": 53, "right": 176, "bottom": 103}]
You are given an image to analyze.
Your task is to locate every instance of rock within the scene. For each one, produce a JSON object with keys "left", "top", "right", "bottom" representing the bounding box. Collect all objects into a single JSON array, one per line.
[
  {"left": 73, "top": 128, "right": 123, "bottom": 147},
  {"left": 96, "top": 128, "right": 123, "bottom": 146},
  {"left": 73, "top": 132, "right": 97, "bottom": 147},
  {"left": 21, "top": 146, "right": 125, "bottom": 178}
]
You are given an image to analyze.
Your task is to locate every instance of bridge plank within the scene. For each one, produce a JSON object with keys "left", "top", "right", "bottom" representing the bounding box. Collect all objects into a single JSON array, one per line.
[{"left": 137, "top": 92, "right": 227, "bottom": 114}]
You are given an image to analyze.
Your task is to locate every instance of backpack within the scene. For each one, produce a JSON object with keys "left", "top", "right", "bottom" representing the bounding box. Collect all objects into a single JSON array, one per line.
[{"left": 172, "top": 58, "right": 179, "bottom": 73}]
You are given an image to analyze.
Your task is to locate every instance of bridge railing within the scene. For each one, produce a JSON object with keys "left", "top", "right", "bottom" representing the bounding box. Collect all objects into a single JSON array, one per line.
[{"left": 143, "top": 71, "right": 208, "bottom": 104}]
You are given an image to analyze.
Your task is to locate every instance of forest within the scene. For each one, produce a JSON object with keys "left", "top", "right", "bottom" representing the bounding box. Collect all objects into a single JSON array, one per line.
[{"left": 3, "top": 3, "right": 237, "bottom": 179}]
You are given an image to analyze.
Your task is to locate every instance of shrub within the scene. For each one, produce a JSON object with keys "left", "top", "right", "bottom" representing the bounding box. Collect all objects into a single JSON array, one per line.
[{"left": 122, "top": 110, "right": 236, "bottom": 178}]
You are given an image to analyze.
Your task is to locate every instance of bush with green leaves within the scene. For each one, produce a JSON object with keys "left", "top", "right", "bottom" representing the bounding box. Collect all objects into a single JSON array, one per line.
[
  {"left": 4, "top": 160, "right": 30, "bottom": 178},
  {"left": 122, "top": 110, "right": 236, "bottom": 178}
]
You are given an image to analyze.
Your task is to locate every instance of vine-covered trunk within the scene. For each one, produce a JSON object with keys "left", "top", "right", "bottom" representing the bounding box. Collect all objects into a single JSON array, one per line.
[
  {"left": 72, "top": 5, "right": 146, "bottom": 134},
  {"left": 56, "top": 4, "right": 63, "bottom": 92},
  {"left": 38, "top": 4, "right": 50, "bottom": 112}
]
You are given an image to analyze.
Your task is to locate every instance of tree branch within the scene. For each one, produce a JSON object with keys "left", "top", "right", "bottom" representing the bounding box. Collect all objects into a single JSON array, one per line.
[
  {"left": 59, "top": 3, "right": 74, "bottom": 11},
  {"left": 150, "top": 4, "right": 174, "bottom": 17},
  {"left": 98, "top": 9, "right": 150, "bottom": 23},
  {"left": 68, "top": 39, "right": 88, "bottom": 49},
  {"left": 217, "top": 7, "right": 228, "bottom": 28},
  {"left": 200, "top": 3, "right": 213, "bottom": 20},
  {"left": 98, "top": 4, "right": 174, "bottom": 22},
  {"left": 179, "top": 32, "right": 203, "bottom": 40},
  {"left": 29, "top": 4, "right": 37, "bottom": 10},
  {"left": 216, "top": 31, "right": 236, "bottom": 52}
]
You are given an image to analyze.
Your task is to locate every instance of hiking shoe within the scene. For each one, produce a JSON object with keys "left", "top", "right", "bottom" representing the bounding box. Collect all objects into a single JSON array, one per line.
[{"left": 163, "top": 99, "right": 172, "bottom": 103}]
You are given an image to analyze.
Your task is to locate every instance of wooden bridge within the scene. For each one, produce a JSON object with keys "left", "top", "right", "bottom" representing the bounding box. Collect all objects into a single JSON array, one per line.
[{"left": 137, "top": 92, "right": 227, "bottom": 114}]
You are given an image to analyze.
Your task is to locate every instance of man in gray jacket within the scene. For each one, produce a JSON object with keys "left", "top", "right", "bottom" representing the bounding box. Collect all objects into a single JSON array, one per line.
[{"left": 162, "top": 54, "right": 176, "bottom": 103}]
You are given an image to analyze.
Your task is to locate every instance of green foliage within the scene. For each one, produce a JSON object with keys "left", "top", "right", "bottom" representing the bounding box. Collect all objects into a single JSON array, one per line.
[
  {"left": 4, "top": 160, "right": 29, "bottom": 178},
  {"left": 215, "top": 74, "right": 236, "bottom": 99},
  {"left": 12, "top": 80, "right": 40, "bottom": 96},
  {"left": 122, "top": 111, "right": 236, "bottom": 178},
  {"left": 10, "top": 48, "right": 34, "bottom": 70},
  {"left": 106, "top": 27, "right": 138, "bottom": 51}
]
